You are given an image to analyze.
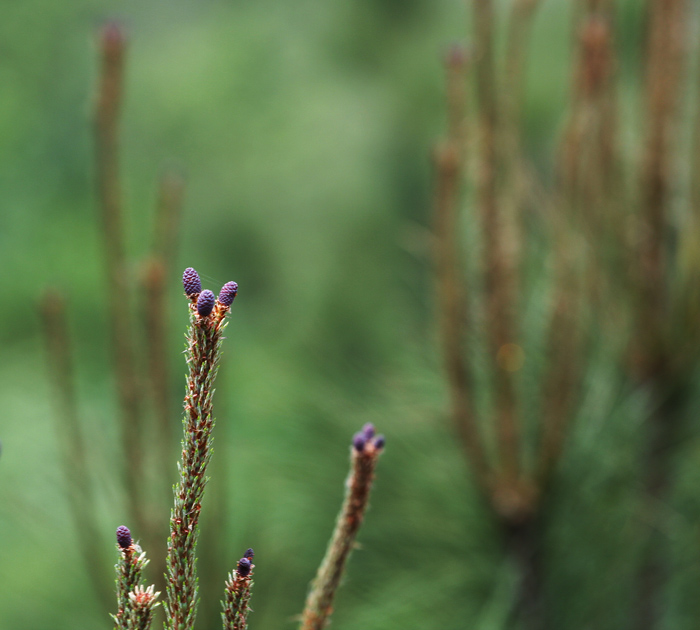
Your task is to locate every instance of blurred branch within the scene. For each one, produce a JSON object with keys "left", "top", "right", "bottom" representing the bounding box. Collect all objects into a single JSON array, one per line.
[
  {"left": 433, "top": 48, "right": 490, "bottom": 491},
  {"left": 94, "top": 22, "right": 147, "bottom": 536},
  {"left": 635, "top": 0, "right": 687, "bottom": 382},
  {"left": 537, "top": 242, "right": 583, "bottom": 486},
  {"left": 142, "top": 172, "right": 185, "bottom": 506},
  {"left": 561, "top": 5, "right": 618, "bottom": 221},
  {"left": 473, "top": 0, "right": 521, "bottom": 482},
  {"left": 40, "top": 288, "right": 113, "bottom": 612},
  {"left": 633, "top": 2, "right": 689, "bottom": 629},
  {"left": 503, "top": 0, "right": 541, "bottom": 167}
]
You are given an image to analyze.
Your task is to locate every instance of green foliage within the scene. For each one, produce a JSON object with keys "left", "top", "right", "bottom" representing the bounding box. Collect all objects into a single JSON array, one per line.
[{"left": 2, "top": 1, "right": 700, "bottom": 630}]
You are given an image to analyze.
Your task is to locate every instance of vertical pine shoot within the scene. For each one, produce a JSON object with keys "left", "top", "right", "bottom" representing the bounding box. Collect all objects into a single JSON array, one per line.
[
  {"left": 222, "top": 549, "right": 255, "bottom": 630},
  {"left": 163, "top": 269, "right": 238, "bottom": 630},
  {"left": 300, "top": 425, "right": 385, "bottom": 630},
  {"left": 113, "top": 526, "right": 159, "bottom": 630}
]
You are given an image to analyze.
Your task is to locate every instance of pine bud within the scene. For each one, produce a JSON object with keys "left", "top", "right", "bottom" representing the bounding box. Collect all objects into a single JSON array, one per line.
[
  {"left": 243, "top": 548, "right": 254, "bottom": 560},
  {"left": 361, "top": 423, "right": 375, "bottom": 439},
  {"left": 218, "top": 281, "right": 238, "bottom": 307},
  {"left": 116, "top": 525, "right": 132, "bottom": 549},
  {"left": 237, "top": 557, "right": 252, "bottom": 577},
  {"left": 183, "top": 267, "right": 202, "bottom": 297},
  {"left": 373, "top": 435, "right": 386, "bottom": 450},
  {"left": 197, "top": 290, "right": 216, "bottom": 317},
  {"left": 352, "top": 432, "right": 366, "bottom": 453}
]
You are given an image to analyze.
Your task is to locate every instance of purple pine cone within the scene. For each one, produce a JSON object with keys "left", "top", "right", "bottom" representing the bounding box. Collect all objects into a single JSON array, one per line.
[
  {"left": 244, "top": 548, "right": 254, "bottom": 560},
  {"left": 353, "top": 432, "right": 366, "bottom": 453},
  {"left": 361, "top": 423, "right": 376, "bottom": 439},
  {"left": 373, "top": 435, "right": 386, "bottom": 450},
  {"left": 218, "top": 281, "right": 238, "bottom": 307},
  {"left": 237, "top": 557, "right": 252, "bottom": 577},
  {"left": 183, "top": 267, "right": 202, "bottom": 297},
  {"left": 197, "top": 290, "right": 216, "bottom": 317},
  {"left": 116, "top": 525, "right": 132, "bottom": 549}
]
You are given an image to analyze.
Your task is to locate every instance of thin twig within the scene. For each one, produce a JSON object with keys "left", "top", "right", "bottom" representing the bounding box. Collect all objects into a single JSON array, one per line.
[
  {"left": 473, "top": 0, "right": 521, "bottom": 482},
  {"left": 113, "top": 527, "right": 159, "bottom": 630},
  {"left": 433, "top": 142, "right": 490, "bottom": 489},
  {"left": 636, "top": 0, "right": 687, "bottom": 382},
  {"left": 299, "top": 430, "right": 385, "bottom": 630},
  {"left": 94, "top": 22, "right": 146, "bottom": 535},
  {"left": 433, "top": 47, "right": 491, "bottom": 490},
  {"left": 222, "top": 552, "right": 255, "bottom": 630},
  {"left": 40, "top": 288, "right": 113, "bottom": 612}
]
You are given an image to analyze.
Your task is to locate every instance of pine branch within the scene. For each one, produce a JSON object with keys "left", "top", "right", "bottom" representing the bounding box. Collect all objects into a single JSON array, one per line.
[
  {"left": 113, "top": 526, "right": 158, "bottom": 630},
  {"left": 222, "top": 549, "right": 255, "bottom": 630},
  {"left": 299, "top": 425, "right": 385, "bottom": 630},
  {"left": 126, "top": 586, "right": 160, "bottom": 630},
  {"left": 94, "top": 22, "right": 147, "bottom": 537},
  {"left": 164, "top": 268, "right": 238, "bottom": 630}
]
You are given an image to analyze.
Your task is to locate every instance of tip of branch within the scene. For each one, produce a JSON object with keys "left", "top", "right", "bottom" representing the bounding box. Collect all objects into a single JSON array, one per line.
[
  {"left": 99, "top": 21, "right": 126, "bottom": 56},
  {"left": 443, "top": 43, "right": 470, "bottom": 70},
  {"left": 116, "top": 525, "right": 132, "bottom": 549}
]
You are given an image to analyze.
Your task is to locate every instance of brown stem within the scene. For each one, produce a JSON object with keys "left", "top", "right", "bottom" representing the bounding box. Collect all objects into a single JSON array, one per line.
[
  {"left": 94, "top": 22, "right": 146, "bottom": 536},
  {"left": 538, "top": 243, "right": 582, "bottom": 486},
  {"left": 635, "top": 0, "right": 687, "bottom": 382},
  {"left": 561, "top": 5, "right": 617, "bottom": 217},
  {"left": 299, "top": 440, "right": 383, "bottom": 630},
  {"left": 473, "top": 0, "right": 520, "bottom": 481},
  {"left": 433, "top": 48, "right": 491, "bottom": 490},
  {"left": 633, "top": 3, "right": 688, "bottom": 628},
  {"left": 433, "top": 143, "right": 490, "bottom": 489},
  {"left": 502, "top": 0, "right": 541, "bottom": 167},
  {"left": 39, "top": 289, "right": 113, "bottom": 613},
  {"left": 146, "top": 170, "right": 184, "bottom": 465}
]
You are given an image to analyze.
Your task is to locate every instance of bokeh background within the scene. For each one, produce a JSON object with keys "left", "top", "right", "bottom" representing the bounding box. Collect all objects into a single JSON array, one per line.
[{"left": 3, "top": 1, "right": 700, "bottom": 629}]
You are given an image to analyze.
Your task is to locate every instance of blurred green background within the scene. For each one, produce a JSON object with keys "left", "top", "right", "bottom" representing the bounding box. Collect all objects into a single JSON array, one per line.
[{"left": 3, "top": 1, "right": 700, "bottom": 629}]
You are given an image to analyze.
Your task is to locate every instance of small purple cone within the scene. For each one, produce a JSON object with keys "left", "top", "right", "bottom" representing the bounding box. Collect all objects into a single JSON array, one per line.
[
  {"left": 244, "top": 548, "right": 254, "bottom": 560},
  {"left": 373, "top": 435, "right": 386, "bottom": 450},
  {"left": 218, "top": 281, "right": 238, "bottom": 307},
  {"left": 183, "top": 268, "right": 202, "bottom": 297},
  {"left": 237, "top": 557, "right": 252, "bottom": 577},
  {"left": 197, "top": 290, "right": 216, "bottom": 317},
  {"left": 361, "top": 423, "right": 375, "bottom": 439},
  {"left": 353, "top": 432, "right": 366, "bottom": 453},
  {"left": 116, "top": 525, "right": 132, "bottom": 549}
]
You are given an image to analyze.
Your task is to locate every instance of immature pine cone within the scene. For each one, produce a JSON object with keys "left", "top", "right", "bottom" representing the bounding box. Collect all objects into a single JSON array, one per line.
[
  {"left": 352, "top": 433, "right": 366, "bottom": 453},
  {"left": 361, "top": 423, "right": 375, "bottom": 439},
  {"left": 116, "top": 525, "right": 132, "bottom": 549},
  {"left": 197, "top": 290, "right": 216, "bottom": 317},
  {"left": 237, "top": 557, "right": 252, "bottom": 577},
  {"left": 243, "top": 548, "right": 255, "bottom": 560},
  {"left": 183, "top": 267, "right": 202, "bottom": 297},
  {"left": 218, "top": 281, "right": 238, "bottom": 307}
]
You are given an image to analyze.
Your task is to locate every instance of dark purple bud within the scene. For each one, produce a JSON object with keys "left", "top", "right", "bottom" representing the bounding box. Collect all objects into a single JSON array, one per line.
[
  {"left": 373, "top": 435, "right": 385, "bottom": 450},
  {"left": 218, "top": 281, "right": 238, "bottom": 307},
  {"left": 237, "top": 557, "right": 252, "bottom": 577},
  {"left": 353, "top": 432, "right": 366, "bottom": 453},
  {"left": 116, "top": 525, "right": 132, "bottom": 549},
  {"left": 197, "top": 290, "right": 216, "bottom": 317},
  {"left": 244, "top": 548, "right": 254, "bottom": 560},
  {"left": 361, "top": 423, "right": 375, "bottom": 439},
  {"left": 183, "top": 267, "right": 202, "bottom": 297}
]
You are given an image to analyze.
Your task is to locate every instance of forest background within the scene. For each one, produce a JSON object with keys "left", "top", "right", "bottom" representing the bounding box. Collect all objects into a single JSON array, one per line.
[{"left": 2, "top": 1, "right": 700, "bottom": 630}]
